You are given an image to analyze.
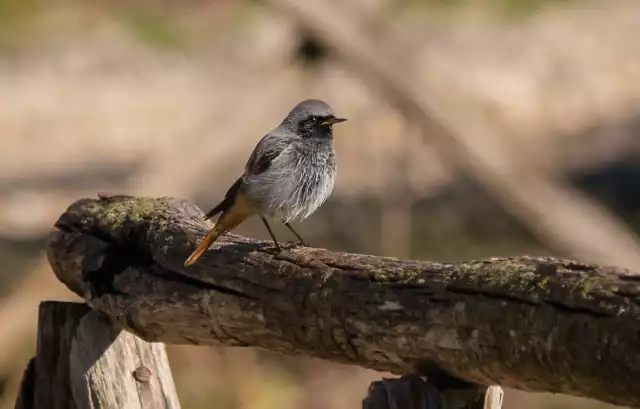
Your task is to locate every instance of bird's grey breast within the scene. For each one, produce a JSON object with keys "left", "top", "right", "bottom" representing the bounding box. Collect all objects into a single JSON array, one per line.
[{"left": 244, "top": 136, "right": 336, "bottom": 222}]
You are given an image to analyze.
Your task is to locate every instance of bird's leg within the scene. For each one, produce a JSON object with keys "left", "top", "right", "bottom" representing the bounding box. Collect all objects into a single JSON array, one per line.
[
  {"left": 284, "top": 222, "right": 309, "bottom": 247},
  {"left": 260, "top": 216, "right": 283, "bottom": 252}
]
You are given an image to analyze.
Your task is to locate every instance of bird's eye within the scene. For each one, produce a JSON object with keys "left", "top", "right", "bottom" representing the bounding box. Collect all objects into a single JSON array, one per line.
[{"left": 311, "top": 116, "right": 319, "bottom": 122}]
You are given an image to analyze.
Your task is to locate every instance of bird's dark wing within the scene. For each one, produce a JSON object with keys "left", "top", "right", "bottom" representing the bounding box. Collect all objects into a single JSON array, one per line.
[
  {"left": 244, "top": 133, "right": 287, "bottom": 175},
  {"left": 203, "top": 133, "right": 286, "bottom": 220},
  {"left": 203, "top": 176, "right": 243, "bottom": 220}
]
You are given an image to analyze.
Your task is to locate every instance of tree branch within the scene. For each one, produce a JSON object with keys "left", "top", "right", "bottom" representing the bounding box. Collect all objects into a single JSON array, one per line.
[{"left": 47, "top": 194, "right": 640, "bottom": 408}]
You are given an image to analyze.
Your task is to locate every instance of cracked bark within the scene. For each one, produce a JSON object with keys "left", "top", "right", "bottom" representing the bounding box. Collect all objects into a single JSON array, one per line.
[{"left": 46, "top": 194, "right": 640, "bottom": 408}]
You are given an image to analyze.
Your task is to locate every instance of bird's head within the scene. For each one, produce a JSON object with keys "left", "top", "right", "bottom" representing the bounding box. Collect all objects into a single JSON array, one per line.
[{"left": 281, "top": 99, "right": 347, "bottom": 139}]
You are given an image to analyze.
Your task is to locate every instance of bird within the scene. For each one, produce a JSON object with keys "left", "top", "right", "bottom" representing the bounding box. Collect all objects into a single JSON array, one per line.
[{"left": 184, "top": 99, "right": 347, "bottom": 266}]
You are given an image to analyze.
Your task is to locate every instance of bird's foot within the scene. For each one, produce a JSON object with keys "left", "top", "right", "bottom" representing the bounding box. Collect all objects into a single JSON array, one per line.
[
  {"left": 265, "top": 245, "right": 284, "bottom": 255},
  {"left": 284, "top": 240, "right": 309, "bottom": 249},
  {"left": 266, "top": 241, "right": 307, "bottom": 255},
  {"left": 269, "top": 241, "right": 296, "bottom": 254}
]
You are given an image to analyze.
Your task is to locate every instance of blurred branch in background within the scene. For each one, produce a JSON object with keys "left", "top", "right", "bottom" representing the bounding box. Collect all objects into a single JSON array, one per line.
[
  {"left": 267, "top": 0, "right": 640, "bottom": 272},
  {"left": 0, "top": 161, "right": 139, "bottom": 239}
]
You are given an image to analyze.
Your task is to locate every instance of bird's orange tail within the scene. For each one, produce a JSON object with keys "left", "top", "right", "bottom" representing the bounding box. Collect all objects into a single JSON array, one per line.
[
  {"left": 184, "top": 227, "right": 223, "bottom": 266},
  {"left": 184, "top": 193, "right": 255, "bottom": 267}
]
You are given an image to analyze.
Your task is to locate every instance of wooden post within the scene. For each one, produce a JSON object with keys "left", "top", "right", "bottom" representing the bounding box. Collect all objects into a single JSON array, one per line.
[
  {"left": 362, "top": 375, "right": 503, "bottom": 409},
  {"left": 15, "top": 301, "right": 181, "bottom": 409}
]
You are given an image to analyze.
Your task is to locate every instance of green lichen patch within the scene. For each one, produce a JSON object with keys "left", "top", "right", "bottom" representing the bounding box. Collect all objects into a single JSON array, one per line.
[{"left": 86, "top": 196, "right": 179, "bottom": 243}]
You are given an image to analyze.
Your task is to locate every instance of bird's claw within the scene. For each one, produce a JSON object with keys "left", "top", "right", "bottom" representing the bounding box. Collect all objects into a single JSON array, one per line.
[
  {"left": 267, "top": 245, "right": 284, "bottom": 255},
  {"left": 268, "top": 241, "right": 309, "bottom": 255},
  {"left": 284, "top": 240, "right": 309, "bottom": 249}
]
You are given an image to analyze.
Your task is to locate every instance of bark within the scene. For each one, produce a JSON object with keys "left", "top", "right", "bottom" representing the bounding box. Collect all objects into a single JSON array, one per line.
[{"left": 47, "top": 194, "right": 640, "bottom": 408}]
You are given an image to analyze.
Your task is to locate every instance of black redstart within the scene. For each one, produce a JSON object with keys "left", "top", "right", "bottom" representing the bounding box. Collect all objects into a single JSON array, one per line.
[{"left": 184, "top": 99, "right": 346, "bottom": 266}]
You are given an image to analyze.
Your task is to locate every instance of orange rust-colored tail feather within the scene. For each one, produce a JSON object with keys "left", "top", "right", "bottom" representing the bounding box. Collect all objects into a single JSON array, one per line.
[
  {"left": 184, "top": 192, "right": 255, "bottom": 267},
  {"left": 184, "top": 227, "right": 222, "bottom": 266}
]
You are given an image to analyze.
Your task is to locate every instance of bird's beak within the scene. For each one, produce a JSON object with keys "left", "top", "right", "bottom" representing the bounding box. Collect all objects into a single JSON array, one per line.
[{"left": 320, "top": 117, "right": 347, "bottom": 127}]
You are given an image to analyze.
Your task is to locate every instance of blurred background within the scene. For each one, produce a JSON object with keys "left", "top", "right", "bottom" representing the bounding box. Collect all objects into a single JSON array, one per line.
[{"left": 1, "top": 0, "right": 639, "bottom": 408}]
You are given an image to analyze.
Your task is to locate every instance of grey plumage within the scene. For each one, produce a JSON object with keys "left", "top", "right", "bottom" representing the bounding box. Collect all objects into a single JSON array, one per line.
[
  {"left": 243, "top": 99, "right": 340, "bottom": 223},
  {"left": 185, "top": 98, "right": 346, "bottom": 265}
]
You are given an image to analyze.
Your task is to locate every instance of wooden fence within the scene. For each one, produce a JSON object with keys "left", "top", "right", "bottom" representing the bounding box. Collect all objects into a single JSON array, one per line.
[{"left": 13, "top": 194, "right": 640, "bottom": 408}]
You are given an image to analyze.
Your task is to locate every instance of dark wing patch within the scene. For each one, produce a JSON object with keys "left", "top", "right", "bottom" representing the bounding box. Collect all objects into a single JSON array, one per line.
[
  {"left": 251, "top": 148, "right": 282, "bottom": 174},
  {"left": 203, "top": 176, "right": 243, "bottom": 220},
  {"left": 245, "top": 136, "right": 286, "bottom": 175}
]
